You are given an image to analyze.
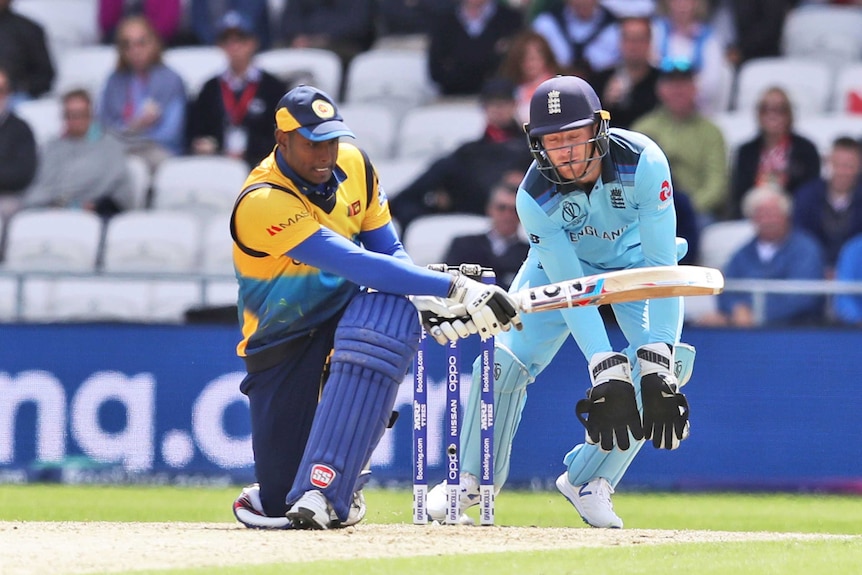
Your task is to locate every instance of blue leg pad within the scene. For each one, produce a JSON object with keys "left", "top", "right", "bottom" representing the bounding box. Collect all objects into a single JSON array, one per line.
[
  {"left": 461, "top": 342, "right": 532, "bottom": 488},
  {"left": 287, "top": 292, "right": 420, "bottom": 521}
]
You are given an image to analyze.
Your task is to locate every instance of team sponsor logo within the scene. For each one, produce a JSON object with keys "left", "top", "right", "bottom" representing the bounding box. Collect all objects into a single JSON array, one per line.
[
  {"left": 529, "top": 233, "right": 541, "bottom": 244},
  {"left": 610, "top": 188, "right": 625, "bottom": 209},
  {"left": 266, "top": 211, "right": 311, "bottom": 235},
  {"left": 348, "top": 200, "right": 362, "bottom": 216},
  {"left": 547, "top": 89, "right": 561, "bottom": 115},
  {"left": 311, "top": 99, "right": 335, "bottom": 119},
  {"left": 660, "top": 180, "right": 672, "bottom": 202},
  {"left": 561, "top": 201, "right": 585, "bottom": 224},
  {"left": 310, "top": 463, "right": 336, "bottom": 488}
]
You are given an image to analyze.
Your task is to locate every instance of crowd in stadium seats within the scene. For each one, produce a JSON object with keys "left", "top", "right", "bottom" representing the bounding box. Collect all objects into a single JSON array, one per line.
[{"left": 1, "top": 0, "right": 862, "bottom": 325}]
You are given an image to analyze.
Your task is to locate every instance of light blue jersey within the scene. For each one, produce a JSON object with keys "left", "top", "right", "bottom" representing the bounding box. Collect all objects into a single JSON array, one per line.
[{"left": 459, "top": 128, "right": 687, "bottom": 490}]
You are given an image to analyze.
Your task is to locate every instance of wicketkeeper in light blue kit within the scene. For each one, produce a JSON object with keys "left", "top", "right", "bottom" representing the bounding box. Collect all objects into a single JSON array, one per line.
[{"left": 428, "top": 75, "right": 696, "bottom": 528}]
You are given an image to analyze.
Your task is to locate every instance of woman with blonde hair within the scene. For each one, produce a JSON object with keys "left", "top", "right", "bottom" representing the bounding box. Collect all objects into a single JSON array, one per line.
[
  {"left": 98, "top": 15, "right": 187, "bottom": 171},
  {"left": 498, "top": 29, "right": 561, "bottom": 124},
  {"left": 728, "top": 86, "right": 821, "bottom": 219}
]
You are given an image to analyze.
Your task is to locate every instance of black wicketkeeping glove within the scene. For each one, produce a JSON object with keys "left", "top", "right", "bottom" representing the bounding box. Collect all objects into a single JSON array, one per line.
[
  {"left": 575, "top": 352, "right": 644, "bottom": 451},
  {"left": 637, "top": 343, "right": 691, "bottom": 450}
]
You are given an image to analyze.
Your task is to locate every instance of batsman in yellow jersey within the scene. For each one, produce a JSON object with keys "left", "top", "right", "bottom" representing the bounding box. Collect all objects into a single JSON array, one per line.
[{"left": 229, "top": 84, "right": 522, "bottom": 530}]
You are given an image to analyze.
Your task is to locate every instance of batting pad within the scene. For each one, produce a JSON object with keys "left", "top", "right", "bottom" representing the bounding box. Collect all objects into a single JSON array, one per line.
[
  {"left": 286, "top": 292, "right": 420, "bottom": 522},
  {"left": 461, "top": 343, "right": 532, "bottom": 487}
]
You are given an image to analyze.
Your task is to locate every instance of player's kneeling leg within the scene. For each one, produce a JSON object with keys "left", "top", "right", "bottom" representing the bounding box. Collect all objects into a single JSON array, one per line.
[{"left": 286, "top": 291, "right": 420, "bottom": 529}]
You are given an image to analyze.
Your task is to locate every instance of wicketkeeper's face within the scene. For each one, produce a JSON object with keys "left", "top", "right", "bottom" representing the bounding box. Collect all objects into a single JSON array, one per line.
[{"left": 542, "top": 125, "right": 597, "bottom": 182}]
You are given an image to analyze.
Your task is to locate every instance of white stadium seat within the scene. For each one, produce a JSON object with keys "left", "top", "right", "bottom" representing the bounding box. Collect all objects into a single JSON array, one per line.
[
  {"left": 0, "top": 276, "right": 17, "bottom": 322},
  {"left": 710, "top": 111, "right": 758, "bottom": 165},
  {"left": 151, "top": 156, "right": 248, "bottom": 215},
  {"left": 735, "top": 57, "right": 833, "bottom": 116},
  {"left": 125, "top": 154, "right": 152, "bottom": 210},
  {"left": 14, "top": 0, "right": 99, "bottom": 60},
  {"left": 395, "top": 102, "right": 486, "bottom": 160},
  {"left": 102, "top": 211, "right": 202, "bottom": 273},
  {"left": 204, "top": 279, "right": 239, "bottom": 308},
  {"left": 795, "top": 114, "right": 862, "bottom": 160},
  {"left": 200, "top": 214, "right": 234, "bottom": 276},
  {"left": 830, "top": 63, "right": 862, "bottom": 114},
  {"left": 15, "top": 97, "right": 62, "bottom": 149},
  {"left": 373, "top": 157, "right": 430, "bottom": 199},
  {"left": 698, "top": 219, "right": 755, "bottom": 272},
  {"left": 402, "top": 213, "right": 490, "bottom": 266},
  {"left": 2, "top": 209, "right": 103, "bottom": 272},
  {"left": 344, "top": 48, "right": 437, "bottom": 110},
  {"left": 339, "top": 102, "right": 399, "bottom": 160},
  {"left": 254, "top": 48, "right": 342, "bottom": 98},
  {"left": 162, "top": 46, "right": 227, "bottom": 98},
  {"left": 781, "top": 5, "right": 862, "bottom": 72},
  {"left": 54, "top": 45, "right": 117, "bottom": 102}
]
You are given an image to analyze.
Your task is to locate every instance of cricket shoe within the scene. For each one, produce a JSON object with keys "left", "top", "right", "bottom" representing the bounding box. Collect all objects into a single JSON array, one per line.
[
  {"left": 338, "top": 488, "right": 366, "bottom": 527},
  {"left": 287, "top": 490, "right": 333, "bottom": 530},
  {"left": 556, "top": 474, "right": 623, "bottom": 529},
  {"left": 427, "top": 472, "right": 480, "bottom": 523},
  {"left": 232, "top": 483, "right": 292, "bottom": 529}
]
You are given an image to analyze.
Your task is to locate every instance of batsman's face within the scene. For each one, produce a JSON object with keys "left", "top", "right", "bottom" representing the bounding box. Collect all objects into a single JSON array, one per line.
[
  {"left": 542, "top": 125, "right": 598, "bottom": 182},
  {"left": 280, "top": 130, "right": 339, "bottom": 185}
]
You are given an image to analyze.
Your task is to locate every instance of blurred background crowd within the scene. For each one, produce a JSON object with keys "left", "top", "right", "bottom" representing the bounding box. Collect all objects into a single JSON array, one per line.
[{"left": 1, "top": 0, "right": 862, "bottom": 327}]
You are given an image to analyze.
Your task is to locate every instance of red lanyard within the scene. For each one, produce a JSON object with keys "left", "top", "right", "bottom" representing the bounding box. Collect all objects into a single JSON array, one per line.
[{"left": 220, "top": 79, "right": 259, "bottom": 126}]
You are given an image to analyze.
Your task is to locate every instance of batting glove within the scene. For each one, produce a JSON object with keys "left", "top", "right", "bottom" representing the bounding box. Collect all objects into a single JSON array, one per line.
[{"left": 447, "top": 276, "right": 522, "bottom": 341}]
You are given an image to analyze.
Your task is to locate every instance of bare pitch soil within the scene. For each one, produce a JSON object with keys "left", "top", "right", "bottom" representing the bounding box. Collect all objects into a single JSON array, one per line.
[{"left": 1, "top": 521, "right": 854, "bottom": 575}]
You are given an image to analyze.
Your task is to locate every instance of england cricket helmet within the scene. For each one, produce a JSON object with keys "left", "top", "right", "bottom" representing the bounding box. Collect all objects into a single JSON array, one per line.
[{"left": 524, "top": 75, "right": 610, "bottom": 184}]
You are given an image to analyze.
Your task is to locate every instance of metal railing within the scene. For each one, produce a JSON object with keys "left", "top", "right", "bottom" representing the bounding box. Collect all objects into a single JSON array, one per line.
[{"left": 721, "top": 278, "right": 862, "bottom": 325}]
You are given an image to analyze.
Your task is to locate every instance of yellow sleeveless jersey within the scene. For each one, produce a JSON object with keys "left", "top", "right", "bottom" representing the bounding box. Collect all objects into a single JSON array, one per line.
[{"left": 230, "top": 143, "right": 390, "bottom": 358}]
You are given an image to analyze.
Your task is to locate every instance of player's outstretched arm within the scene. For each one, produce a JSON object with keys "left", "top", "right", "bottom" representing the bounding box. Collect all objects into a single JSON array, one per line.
[
  {"left": 637, "top": 343, "right": 690, "bottom": 450},
  {"left": 575, "top": 352, "right": 644, "bottom": 451}
]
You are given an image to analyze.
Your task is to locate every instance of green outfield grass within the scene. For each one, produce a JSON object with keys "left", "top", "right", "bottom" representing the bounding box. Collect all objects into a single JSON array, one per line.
[{"left": 2, "top": 484, "right": 861, "bottom": 574}]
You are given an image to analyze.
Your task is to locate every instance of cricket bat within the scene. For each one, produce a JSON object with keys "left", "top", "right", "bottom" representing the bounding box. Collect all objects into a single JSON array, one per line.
[{"left": 514, "top": 265, "right": 724, "bottom": 314}]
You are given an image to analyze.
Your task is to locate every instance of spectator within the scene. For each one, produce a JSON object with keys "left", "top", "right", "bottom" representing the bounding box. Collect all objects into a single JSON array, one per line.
[
  {"left": 531, "top": 0, "right": 620, "bottom": 83},
  {"left": 793, "top": 137, "right": 862, "bottom": 277},
  {"left": 833, "top": 233, "right": 862, "bottom": 326},
  {"left": 728, "top": 86, "right": 821, "bottom": 220},
  {"left": 188, "top": 0, "right": 271, "bottom": 50},
  {"left": 22, "top": 89, "right": 132, "bottom": 218},
  {"left": 674, "top": 186, "right": 700, "bottom": 264},
  {"left": 279, "top": 0, "right": 377, "bottom": 92},
  {"left": 187, "top": 11, "right": 285, "bottom": 169},
  {"left": 99, "top": 15, "right": 187, "bottom": 172},
  {"left": 631, "top": 59, "right": 727, "bottom": 221},
  {"left": 0, "top": 66, "right": 37, "bottom": 222},
  {"left": 651, "top": 0, "right": 729, "bottom": 114},
  {"left": 722, "top": 0, "right": 793, "bottom": 68},
  {"left": 389, "top": 78, "right": 533, "bottom": 230},
  {"left": 0, "top": 0, "right": 54, "bottom": 102},
  {"left": 591, "top": 16, "right": 660, "bottom": 129},
  {"left": 697, "top": 184, "right": 825, "bottom": 327},
  {"left": 98, "top": 0, "right": 183, "bottom": 46},
  {"left": 428, "top": 0, "right": 523, "bottom": 96},
  {"left": 443, "top": 181, "right": 530, "bottom": 288},
  {"left": 377, "top": 0, "right": 450, "bottom": 39},
  {"left": 498, "top": 29, "right": 561, "bottom": 125}
]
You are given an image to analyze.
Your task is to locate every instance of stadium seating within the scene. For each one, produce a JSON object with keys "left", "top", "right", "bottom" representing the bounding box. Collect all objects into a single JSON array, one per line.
[
  {"left": 735, "top": 57, "right": 833, "bottom": 116},
  {"left": 53, "top": 45, "right": 116, "bottom": 102},
  {"left": 781, "top": 5, "right": 862, "bottom": 72},
  {"left": 338, "top": 102, "right": 400, "bottom": 160},
  {"left": 162, "top": 46, "right": 227, "bottom": 98},
  {"left": 254, "top": 47, "right": 342, "bottom": 98},
  {"left": 200, "top": 214, "right": 234, "bottom": 276},
  {"left": 101, "top": 210, "right": 202, "bottom": 274},
  {"left": 14, "top": 0, "right": 99, "bottom": 62},
  {"left": 402, "top": 213, "right": 490, "bottom": 266},
  {"left": 372, "top": 156, "right": 430, "bottom": 199},
  {"left": 2, "top": 209, "right": 104, "bottom": 272},
  {"left": 795, "top": 114, "right": 862, "bottom": 160},
  {"left": 343, "top": 48, "right": 437, "bottom": 111},
  {"left": 698, "top": 219, "right": 755, "bottom": 272},
  {"left": 395, "top": 101, "right": 486, "bottom": 160},
  {"left": 830, "top": 63, "right": 862, "bottom": 114},
  {"left": 150, "top": 156, "right": 248, "bottom": 215},
  {"left": 15, "top": 97, "right": 62, "bottom": 149},
  {"left": 125, "top": 154, "right": 152, "bottom": 210},
  {"left": 710, "top": 111, "right": 758, "bottom": 165}
]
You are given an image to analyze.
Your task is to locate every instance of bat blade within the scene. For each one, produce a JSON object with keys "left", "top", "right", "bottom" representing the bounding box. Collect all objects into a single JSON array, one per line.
[{"left": 515, "top": 265, "right": 724, "bottom": 314}]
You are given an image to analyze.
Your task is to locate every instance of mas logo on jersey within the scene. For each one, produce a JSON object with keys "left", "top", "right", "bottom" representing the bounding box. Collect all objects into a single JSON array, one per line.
[
  {"left": 348, "top": 200, "right": 361, "bottom": 216},
  {"left": 310, "top": 464, "right": 336, "bottom": 488},
  {"left": 660, "top": 180, "right": 672, "bottom": 202},
  {"left": 312, "top": 99, "right": 335, "bottom": 119},
  {"left": 266, "top": 211, "right": 311, "bottom": 235}
]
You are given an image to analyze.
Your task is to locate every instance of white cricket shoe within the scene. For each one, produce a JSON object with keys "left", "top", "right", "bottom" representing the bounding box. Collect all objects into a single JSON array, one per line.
[
  {"left": 427, "top": 472, "right": 480, "bottom": 522},
  {"left": 287, "top": 490, "right": 333, "bottom": 530},
  {"left": 232, "top": 484, "right": 292, "bottom": 529},
  {"left": 556, "top": 474, "right": 623, "bottom": 529},
  {"left": 339, "top": 489, "right": 366, "bottom": 527}
]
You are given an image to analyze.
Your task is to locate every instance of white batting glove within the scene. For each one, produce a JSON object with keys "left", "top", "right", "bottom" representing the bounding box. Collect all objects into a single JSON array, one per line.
[
  {"left": 447, "top": 276, "right": 523, "bottom": 341},
  {"left": 409, "top": 295, "right": 478, "bottom": 345}
]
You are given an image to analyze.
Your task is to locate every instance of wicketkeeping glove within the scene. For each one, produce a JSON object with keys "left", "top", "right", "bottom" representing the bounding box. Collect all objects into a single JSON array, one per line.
[
  {"left": 409, "top": 295, "right": 478, "bottom": 345},
  {"left": 637, "top": 343, "right": 691, "bottom": 450},
  {"left": 575, "top": 352, "right": 644, "bottom": 451},
  {"left": 447, "top": 276, "right": 523, "bottom": 341}
]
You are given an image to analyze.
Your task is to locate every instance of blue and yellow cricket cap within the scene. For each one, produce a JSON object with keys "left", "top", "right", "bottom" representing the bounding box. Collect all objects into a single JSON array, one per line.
[{"left": 275, "top": 85, "right": 355, "bottom": 142}]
